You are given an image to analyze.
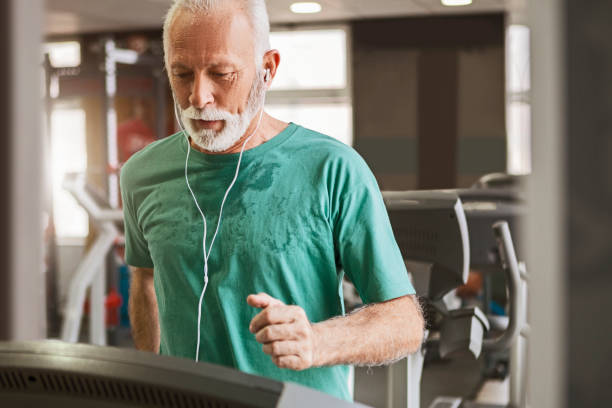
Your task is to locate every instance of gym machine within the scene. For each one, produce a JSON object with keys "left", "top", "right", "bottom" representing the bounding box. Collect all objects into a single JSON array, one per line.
[
  {"left": 46, "top": 35, "right": 168, "bottom": 345},
  {"left": 0, "top": 341, "right": 370, "bottom": 407},
  {"left": 60, "top": 173, "right": 123, "bottom": 346},
  {"left": 382, "top": 188, "right": 528, "bottom": 408}
]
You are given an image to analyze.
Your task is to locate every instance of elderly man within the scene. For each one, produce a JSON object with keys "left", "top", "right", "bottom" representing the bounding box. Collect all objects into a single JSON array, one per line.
[{"left": 121, "top": 0, "right": 424, "bottom": 401}]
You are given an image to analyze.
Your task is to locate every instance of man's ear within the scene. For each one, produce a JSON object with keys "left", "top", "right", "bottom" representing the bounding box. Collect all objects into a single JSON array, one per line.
[{"left": 262, "top": 49, "right": 281, "bottom": 88}]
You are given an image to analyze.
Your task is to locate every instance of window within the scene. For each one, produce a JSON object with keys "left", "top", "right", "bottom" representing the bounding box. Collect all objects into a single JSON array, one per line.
[
  {"left": 50, "top": 108, "right": 89, "bottom": 240},
  {"left": 266, "top": 104, "right": 352, "bottom": 146},
  {"left": 506, "top": 25, "right": 531, "bottom": 175},
  {"left": 269, "top": 29, "right": 347, "bottom": 90},
  {"left": 266, "top": 27, "right": 352, "bottom": 145},
  {"left": 44, "top": 41, "right": 81, "bottom": 68}
]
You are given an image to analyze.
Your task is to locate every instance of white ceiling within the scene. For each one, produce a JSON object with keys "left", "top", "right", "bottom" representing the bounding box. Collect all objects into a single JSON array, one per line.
[{"left": 46, "top": 0, "right": 526, "bottom": 36}]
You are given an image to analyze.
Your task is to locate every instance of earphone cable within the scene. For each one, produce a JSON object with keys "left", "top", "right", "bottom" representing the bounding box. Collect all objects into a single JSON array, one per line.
[{"left": 177, "top": 100, "right": 265, "bottom": 361}]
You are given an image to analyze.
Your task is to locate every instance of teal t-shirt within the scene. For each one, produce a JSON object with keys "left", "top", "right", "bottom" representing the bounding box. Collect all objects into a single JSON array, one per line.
[{"left": 120, "top": 123, "right": 415, "bottom": 401}]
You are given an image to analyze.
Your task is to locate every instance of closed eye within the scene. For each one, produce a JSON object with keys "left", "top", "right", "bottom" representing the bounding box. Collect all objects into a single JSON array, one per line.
[
  {"left": 173, "top": 72, "right": 192, "bottom": 79},
  {"left": 212, "top": 72, "right": 234, "bottom": 78}
]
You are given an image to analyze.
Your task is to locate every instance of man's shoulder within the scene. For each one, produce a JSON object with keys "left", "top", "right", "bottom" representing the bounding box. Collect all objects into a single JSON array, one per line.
[
  {"left": 292, "top": 124, "right": 349, "bottom": 149},
  {"left": 288, "top": 125, "right": 381, "bottom": 198},
  {"left": 290, "top": 124, "right": 364, "bottom": 166},
  {"left": 126, "top": 131, "right": 183, "bottom": 164},
  {"left": 120, "top": 132, "right": 183, "bottom": 188}
]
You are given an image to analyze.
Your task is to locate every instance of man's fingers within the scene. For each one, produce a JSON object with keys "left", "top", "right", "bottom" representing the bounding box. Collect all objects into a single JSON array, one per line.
[
  {"left": 255, "top": 323, "right": 298, "bottom": 344},
  {"left": 262, "top": 341, "right": 301, "bottom": 357},
  {"left": 246, "top": 292, "right": 284, "bottom": 309},
  {"left": 249, "top": 305, "right": 300, "bottom": 334},
  {"left": 272, "top": 355, "right": 305, "bottom": 371}
]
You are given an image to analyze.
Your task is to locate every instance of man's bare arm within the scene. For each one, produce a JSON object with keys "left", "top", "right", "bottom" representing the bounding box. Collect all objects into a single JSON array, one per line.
[
  {"left": 129, "top": 266, "right": 160, "bottom": 352},
  {"left": 248, "top": 293, "right": 424, "bottom": 370},
  {"left": 312, "top": 295, "right": 424, "bottom": 367}
]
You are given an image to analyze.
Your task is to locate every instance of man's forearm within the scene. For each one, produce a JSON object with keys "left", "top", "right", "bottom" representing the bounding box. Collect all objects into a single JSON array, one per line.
[
  {"left": 129, "top": 277, "right": 160, "bottom": 352},
  {"left": 312, "top": 295, "right": 424, "bottom": 367}
]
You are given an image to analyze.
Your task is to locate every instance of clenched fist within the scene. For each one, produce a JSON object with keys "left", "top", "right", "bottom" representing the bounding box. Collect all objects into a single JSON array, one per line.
[{"left": 247, "top": 293, "right": 318, "bottom": 371}]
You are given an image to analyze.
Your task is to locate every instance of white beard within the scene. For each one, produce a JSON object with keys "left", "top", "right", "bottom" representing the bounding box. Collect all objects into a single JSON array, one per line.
[{"left": 179, "top": 71, "right": 266, "bottom": 152}]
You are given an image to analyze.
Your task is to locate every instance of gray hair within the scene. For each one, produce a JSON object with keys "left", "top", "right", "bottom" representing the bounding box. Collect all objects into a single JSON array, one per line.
[{"left": 162, "top": 0, "right": 271, "bottom": 69}]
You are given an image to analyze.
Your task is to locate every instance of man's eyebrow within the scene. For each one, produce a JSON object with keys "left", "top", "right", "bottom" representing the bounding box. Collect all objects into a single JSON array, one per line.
[
  {"left": 170, "top": 63, "right": 190, "bottom": 71},
  {"left": 208, "top": 61, "right": 240, "bottom": 70},
  {"left": 170, "top": 62, "right": 240, "bottom": 71}
]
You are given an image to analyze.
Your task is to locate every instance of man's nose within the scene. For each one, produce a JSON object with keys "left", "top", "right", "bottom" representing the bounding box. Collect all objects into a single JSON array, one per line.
[{"left": 189, "top": 73, "right": 214, "bottom": 109}]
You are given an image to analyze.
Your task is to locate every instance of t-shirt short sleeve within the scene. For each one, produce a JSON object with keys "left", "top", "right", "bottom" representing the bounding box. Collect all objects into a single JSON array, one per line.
[
  {"left": 120, "top": 164, "right": 154, "bottom": 268},
  {"left": 331, "top": 151, "right": 415, "bottom": 304}
]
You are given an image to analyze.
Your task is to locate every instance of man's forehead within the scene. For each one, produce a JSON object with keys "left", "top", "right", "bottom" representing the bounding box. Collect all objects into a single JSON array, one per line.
[
  {"left": 169, "top": 42, "right": 245, "bottom": 68},
  {"left": 168, "top": 6, "right": 255, "bottom": 64},
  {"left": 168, "top": 6, "right": 252, "bottom": 43}
]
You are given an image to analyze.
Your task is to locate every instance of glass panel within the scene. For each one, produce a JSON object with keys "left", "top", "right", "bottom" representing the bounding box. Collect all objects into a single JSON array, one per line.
[
  {"left": 269, "top": 29, "right": 347, "bottom": 90},
  {"left": 51, "top": 109, "right": 89, "bottom": 238},
  {"left": 506, "top": 25, "right": 530, "bottom": 94},
  {"left": 506, "top": 101, "right": 531, "bottom": 175},
  {"left": 265, "top": 103, "right": 353, "bottom": 146},
  {"left": 506, "top": 25, "right": 531, "bottom": 175}
]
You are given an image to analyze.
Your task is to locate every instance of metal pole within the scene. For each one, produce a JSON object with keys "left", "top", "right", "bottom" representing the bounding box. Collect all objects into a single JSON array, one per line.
[
  {"left": 0, "top": 0, "right": 46, "bottom": 341},
  {"left": 60, "top": 222, "right": 118, "bottom": 343},
  {"left": 386, "top": 343, "right": 426, "bottom": 408},
  {"left": 90, "top": 260, "right": 107, "bottom": 346},
  {"left": 104, "top": 38, "right": 120, "bottom": 209},
  {"left": 527, "top": 1, "right": 566, "bottom": 406},
  {"left": 43, "top": 54, "right": 62, "bottom": 337}
]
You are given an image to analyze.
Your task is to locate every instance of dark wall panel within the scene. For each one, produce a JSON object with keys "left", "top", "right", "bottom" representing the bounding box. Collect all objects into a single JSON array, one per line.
[
  {"left": 0, "top": 0, "right": 11, "bottom": 340},
  {"left": 417, "top": 49, "right": 458, "bottom": 189},
  {"left": 567, "top": 0, "right": 612, "bottom": 405},
  {"left": 352, "top": 14, "right": 505, "bottom": 190}
]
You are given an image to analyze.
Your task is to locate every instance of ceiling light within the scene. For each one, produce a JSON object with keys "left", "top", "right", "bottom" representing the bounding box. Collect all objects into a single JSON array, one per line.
[
  {"left": 441, "top": 0, "right": 473, "bottom": 6},
  {"left": 290, "top": 2, "right": 322, "bottom": 14}
]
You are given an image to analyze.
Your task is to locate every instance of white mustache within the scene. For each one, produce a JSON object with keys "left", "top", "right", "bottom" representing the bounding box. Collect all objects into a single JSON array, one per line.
[{"left": 181, "top": 106, "right": 236, "bottom": 122}]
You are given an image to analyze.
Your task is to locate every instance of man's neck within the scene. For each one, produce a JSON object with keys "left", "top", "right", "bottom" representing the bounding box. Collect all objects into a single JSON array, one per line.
[{"left": 189, "top": 111, "right": 288, "bottom": 155}]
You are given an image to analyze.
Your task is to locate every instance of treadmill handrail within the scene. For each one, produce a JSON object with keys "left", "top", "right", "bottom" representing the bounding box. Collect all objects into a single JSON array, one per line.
[
  {"left": 483, "top": 221, "right": 524, "bottom": 351},
  {"left": 62, "top": 173, "right": 123, "bottom": 222}
]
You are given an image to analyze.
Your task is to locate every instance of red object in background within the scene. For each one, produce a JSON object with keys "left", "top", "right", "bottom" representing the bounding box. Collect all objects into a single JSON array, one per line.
[
  {"left": 117, "top": 118, "right": 156, "bottom": 163},
  {"left": 456, "top": 270, "right": 484, "bottom": 298},
  {"left": 105, "top": 288, "right": 123, "bottom": 327},
  {"left": 116, "top": 117, "right": 156, "bottom": 208},
  {"left": 82, "top": 287, "right": 123, "bottom": 327}
]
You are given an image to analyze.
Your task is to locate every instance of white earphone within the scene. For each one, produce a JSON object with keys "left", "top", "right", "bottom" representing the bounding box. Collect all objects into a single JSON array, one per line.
[
  {"left": 173, "top": 94, "right": 264, "bottom": 362},
  {"left": 264, "top": 68, "right": 271, "bottom": 82}
]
